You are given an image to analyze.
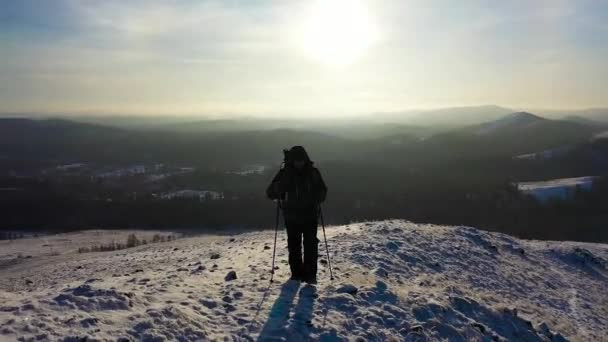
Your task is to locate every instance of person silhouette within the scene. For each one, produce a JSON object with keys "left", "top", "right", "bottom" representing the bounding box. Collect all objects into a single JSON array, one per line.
[{"left": 266, "top": 146, "right": 327, "bottom": 284}]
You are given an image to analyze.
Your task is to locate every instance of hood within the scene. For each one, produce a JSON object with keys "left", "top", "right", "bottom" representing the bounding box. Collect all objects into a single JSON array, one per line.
[{"left": 287, "top": 145, "right": 312, "bottom": 165}]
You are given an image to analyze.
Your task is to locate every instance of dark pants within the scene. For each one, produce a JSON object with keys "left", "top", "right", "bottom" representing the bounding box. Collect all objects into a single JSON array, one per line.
[{"left": 285, "top": 219, "right": 318, "bottom": 281}]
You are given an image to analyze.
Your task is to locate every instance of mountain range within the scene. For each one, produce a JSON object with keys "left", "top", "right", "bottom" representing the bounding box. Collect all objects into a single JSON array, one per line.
[
  {"left": 0, "top": 110, "right": 605, "bottom": 169},
  {"left": 3, "top": 105, "right": 607, "bottom": 131}
]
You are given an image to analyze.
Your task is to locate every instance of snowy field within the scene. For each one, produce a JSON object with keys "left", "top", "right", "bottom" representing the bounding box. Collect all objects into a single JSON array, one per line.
[
  {"left": 1, "top": 221, "right": 607, "bottom": 341},
  {"left": 517, "top": 177, "right": 596, "bottom": 202},
  {"left": 0, "top": 230, "right": 176, "bottom": 263}
]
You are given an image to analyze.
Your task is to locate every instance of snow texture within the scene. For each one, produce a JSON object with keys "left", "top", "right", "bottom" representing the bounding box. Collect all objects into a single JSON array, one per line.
[{"left": 1, "top": 221, "right": 607, "bottom": 341}]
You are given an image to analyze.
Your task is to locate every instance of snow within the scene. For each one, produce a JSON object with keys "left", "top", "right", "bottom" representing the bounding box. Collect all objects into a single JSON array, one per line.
[
  {"left": 0, "top": 230, "right": 174, "bottom": 263},
  {"left": 1, "top": 221, "right": 607, "bottom": 341},
  {"left": 55, "top": 163, "right": 86, "bottom": 171},
  {"left": 514, "top": 146, "right": 572, "bottom": 161},
  {"left": 94, "top": 166, "right": 147, "bottom": 179},
  {"left": 227, "top": 165, "right": 266, "bottom": 176},
  {"left": 517, "top": 176, "right": 596, "bottom": 202},
  {"left": 160, "top": 190, "right": 223, "bottom": 201},
  {"left": 595, "top": 130, "right": 608, "bottom": 139}
]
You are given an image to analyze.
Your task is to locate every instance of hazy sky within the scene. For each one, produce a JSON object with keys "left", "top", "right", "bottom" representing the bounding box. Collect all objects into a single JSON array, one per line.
[{"left": 1, "top": 0, "right": 607, "bottom": 117}]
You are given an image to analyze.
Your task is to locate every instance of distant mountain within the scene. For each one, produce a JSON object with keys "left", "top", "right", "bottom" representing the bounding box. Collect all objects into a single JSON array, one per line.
[
  {"left": 154, "top": 118, "right": 438, "bottom": 141},
  {"left": 0, "top": 118, "right": 354, "bottom": 167},
  {"left": 463, "top": 111, "right": 600, "bottom": 141},
  {"left": 0, "top": 118, "right": 146, "bottom": 163},
  {"left": 474, "top": 112, "right": 546, "bottom": 135},
  {"left": 373, "top": 105, "right": 514, "bottom": 127},
  {"left": 158, "top": 118, "right": 287, "bottom": 133},
  {"left": 562, "top": 115, "right": 608, "bottom": 129},
  {"left": 0, "top": 118, "right": 128, "bottom": 152},
  {"left": 540, "top": 108, "right": 608, "bottom": 123},
  {"left": 403, "top": 112, "right": 601, "bottom": 164},
  {"left": 563, "top": 115, "right": 598, "bottom": 125},
  {"left": 0, "top": 118, "right": 123, "bottom": 138},
  {"left": 378, "top": 106, "right": 608, "bottom": 127},
  {"left": 581, "top": 109, "right": 608, "bottom": 122},
  {"left": 65, "top": 115, "right": 200, "bottom": 130},
  {"left": 304, "top": 122, "right": 436, "bottom": 140},
  {"left": 0, "top": 114, "right": 602, "bottom": 173}
]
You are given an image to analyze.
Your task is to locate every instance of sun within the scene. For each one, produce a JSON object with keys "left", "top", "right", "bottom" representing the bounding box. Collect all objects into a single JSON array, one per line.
[{"left": 299, "top": 0, "right": 376, "bottom": 66}]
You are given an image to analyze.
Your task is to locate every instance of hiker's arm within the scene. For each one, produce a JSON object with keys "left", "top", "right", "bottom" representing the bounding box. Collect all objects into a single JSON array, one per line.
[
  {"left": 266, "top": 168, "right": 294, "bottom": 199},
  {"left": 265, "top": 169, "right": 284, "bottom": 200},
  {"left": 314, "top": 168, "right": 328, "bottom": 203}
]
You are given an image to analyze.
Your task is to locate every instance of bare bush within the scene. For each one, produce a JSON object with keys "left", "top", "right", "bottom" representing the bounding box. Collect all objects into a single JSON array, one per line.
[{"left": 78, "top": 233, "right": 177, "bottom": 254}]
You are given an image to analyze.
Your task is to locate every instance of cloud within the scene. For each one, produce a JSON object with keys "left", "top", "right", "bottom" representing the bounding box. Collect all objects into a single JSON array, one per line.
[
  {"left": 66, "top": 0, "right": 290, "bottom": 58},
  {"left": 1, "top": 0, "right": 607, "bottom": 115}
]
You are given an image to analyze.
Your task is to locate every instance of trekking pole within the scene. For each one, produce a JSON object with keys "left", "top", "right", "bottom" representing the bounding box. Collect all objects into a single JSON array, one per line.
[
  {"left": 319, "top": 205, "right": 334, "bottom": 280},
  {"left": 270, "top": 159, "right": 286, "bottom": 283},
  {"left": 270, "top": 199, "right": 280, "bottom": 283}
]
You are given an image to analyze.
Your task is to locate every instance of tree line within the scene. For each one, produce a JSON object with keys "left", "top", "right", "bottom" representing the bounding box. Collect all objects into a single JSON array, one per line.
[{"left": 2, "top": 160, "right": 607, "bottom": 243}]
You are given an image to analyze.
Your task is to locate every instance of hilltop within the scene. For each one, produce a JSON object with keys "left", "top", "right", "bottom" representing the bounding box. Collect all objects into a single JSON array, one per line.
[{"left": 1, "top": 221, "right": 606, "bottom": 341}]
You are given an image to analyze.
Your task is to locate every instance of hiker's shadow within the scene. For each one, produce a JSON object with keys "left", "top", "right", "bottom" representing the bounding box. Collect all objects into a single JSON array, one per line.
[{"left": 257, "top": 281, "right": 316, "bottom": 342}]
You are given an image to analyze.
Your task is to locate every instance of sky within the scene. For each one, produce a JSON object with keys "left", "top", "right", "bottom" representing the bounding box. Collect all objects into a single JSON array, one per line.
[{"left": 1, "top": 0, "right": 607, "bottom": 117}]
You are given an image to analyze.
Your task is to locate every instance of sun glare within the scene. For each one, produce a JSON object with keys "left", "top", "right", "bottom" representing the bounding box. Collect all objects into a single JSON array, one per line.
[{"left": 300, "top": 0, "right": 376, "bottom": 67}]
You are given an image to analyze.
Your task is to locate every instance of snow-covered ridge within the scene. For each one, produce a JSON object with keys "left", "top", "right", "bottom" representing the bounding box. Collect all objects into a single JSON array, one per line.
[{"left": 1, "top": 221, "right": 606, "bottom": 341}]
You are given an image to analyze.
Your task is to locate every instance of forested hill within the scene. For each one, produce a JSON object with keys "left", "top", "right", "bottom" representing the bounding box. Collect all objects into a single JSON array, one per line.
[{"left": 1, "top": 114, "right": 608, "bottom": 242}]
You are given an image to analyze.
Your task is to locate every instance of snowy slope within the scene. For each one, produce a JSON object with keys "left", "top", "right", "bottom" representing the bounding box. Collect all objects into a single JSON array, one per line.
[{"left": 1, "top": 221, "right": 607, "bottom": 341}]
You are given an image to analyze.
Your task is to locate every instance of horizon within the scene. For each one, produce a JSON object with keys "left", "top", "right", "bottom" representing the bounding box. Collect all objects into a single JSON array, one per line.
[
  {"left": 0, "top": 104, "right": 607, "bottom": 122},
  {"left": 2, "top": 0, "right": 608, "bottom": 117}
]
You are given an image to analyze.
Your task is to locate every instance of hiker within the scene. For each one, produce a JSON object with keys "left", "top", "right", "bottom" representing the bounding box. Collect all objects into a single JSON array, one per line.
[{"left": 266, "top": 146, "right": 328, "bottom": 284}]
